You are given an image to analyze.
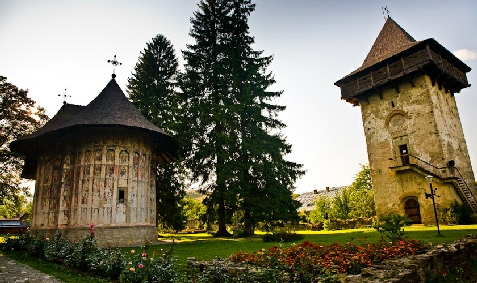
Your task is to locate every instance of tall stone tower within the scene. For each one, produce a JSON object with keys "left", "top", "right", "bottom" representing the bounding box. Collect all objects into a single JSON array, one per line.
[
  {"left": 11, "top": 75, "right": 178, "bottom": 246},
  {"left": 335, "top": 17, "right": 476, "bottom": 224}
]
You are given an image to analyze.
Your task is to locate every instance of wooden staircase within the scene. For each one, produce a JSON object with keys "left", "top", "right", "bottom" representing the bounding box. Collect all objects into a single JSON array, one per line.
[
  {"left": 393, "top": 154, "right": 477, "bottom": 213},
  {"left": 452, "top": 168, "right": 477, "bottom": 213}
]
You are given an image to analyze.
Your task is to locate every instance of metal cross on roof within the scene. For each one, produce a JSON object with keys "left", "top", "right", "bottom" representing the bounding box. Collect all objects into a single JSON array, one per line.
[
  {"left": 107, "top": 55, "right": 122, "bottom": 78},
  {"left": 58, "top": 88, "right": 71, "bottom": 105},
  {"left": 382, "top": 6, "right": 391, "bottom": 21}
]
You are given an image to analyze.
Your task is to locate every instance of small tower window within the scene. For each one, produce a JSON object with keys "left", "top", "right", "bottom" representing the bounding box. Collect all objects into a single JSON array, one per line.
[
  {"left": 391, "top": 101, "right": 395, "bottom": 108},
  {"left": 399, "top": 144, "right": 410, "bottom": 165}
]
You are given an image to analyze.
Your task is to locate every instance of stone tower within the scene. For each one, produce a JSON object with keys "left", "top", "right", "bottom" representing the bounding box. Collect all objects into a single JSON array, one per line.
[
  {"left": 10, "top": 75, "right": 178, "bottom": 246},
  {"left": 335, "top": 17, "right": 476, "bottom": 224}
]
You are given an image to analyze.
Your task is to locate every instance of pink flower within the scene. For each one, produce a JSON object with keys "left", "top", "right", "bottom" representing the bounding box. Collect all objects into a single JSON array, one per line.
[
  {"left": 138, "top": 263, "right": 144, "bottom": 269},
  {"left": 142, "top": 253, "right": 147, "bottom": 257},
  {"left": 89, "top": 223, "right": 94, "bottom": 228}
]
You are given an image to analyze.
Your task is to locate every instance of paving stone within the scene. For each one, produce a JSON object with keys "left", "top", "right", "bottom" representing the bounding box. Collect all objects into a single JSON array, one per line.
[{"left": 0, "top": 253, "right": 63, "bottom": 283}]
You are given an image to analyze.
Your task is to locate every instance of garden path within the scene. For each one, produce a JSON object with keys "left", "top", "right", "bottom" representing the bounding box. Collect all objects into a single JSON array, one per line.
[{"left": 0, "top": 253, "right": 63, "bottom": 283}]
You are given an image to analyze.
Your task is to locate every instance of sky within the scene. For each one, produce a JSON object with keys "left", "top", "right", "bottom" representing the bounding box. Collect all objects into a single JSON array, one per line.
[{"left": 1, "top": 0, "right": 476, "bottom": 194}]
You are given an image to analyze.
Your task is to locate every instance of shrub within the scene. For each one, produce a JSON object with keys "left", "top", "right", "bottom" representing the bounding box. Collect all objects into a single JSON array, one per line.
[
  {"left": 64, "top": 233, "right": 101, "bottom": 270},
  {"left": 89, "top": 247, "right": 125, "bottom": 280},
  {"left": 26, "top": 232, "right": 47, "bottom": 257},
  {"left": 373, "top": 212, "right": 411, "bottom": 241},
  {"left": 262, "top": 231, "right": 304, "bottom": 242},
  {"left": 120, "top": 246, "right": 178, "bottom": 283},
  {"left": 44, "top": 231, "right": 72, "bottom": 264}
]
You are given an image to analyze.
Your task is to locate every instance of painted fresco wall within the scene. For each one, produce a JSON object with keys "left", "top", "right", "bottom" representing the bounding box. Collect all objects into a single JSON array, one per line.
[{"left": 31, "top": 128, "right": 157, "bottom": 246}]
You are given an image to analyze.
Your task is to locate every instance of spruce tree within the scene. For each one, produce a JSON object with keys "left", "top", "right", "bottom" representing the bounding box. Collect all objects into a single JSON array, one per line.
[
  {"left": 180, "top": 0, "right": 304, "bottom": 236},
  {"left": 127, "top": 34, "right": 186, "bottom": 231}
]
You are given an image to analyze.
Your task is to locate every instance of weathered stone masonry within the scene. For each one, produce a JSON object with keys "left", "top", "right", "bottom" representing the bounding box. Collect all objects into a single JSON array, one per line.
[{"left": 335, "top": 17, "right": 476, "bottom": 224}]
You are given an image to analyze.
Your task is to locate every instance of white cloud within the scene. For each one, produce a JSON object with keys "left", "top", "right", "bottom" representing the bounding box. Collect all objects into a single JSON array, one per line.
[{"left": 453, "top": 49, "right": 477, "bottom": 61}]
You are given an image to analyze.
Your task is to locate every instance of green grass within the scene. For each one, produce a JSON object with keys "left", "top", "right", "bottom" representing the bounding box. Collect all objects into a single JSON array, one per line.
[
  {"left": 2, "top": 224, "right": 477, "bottom": 282},
  {"left": 149, "top": 225, "right": 477, "bottom": 265}
]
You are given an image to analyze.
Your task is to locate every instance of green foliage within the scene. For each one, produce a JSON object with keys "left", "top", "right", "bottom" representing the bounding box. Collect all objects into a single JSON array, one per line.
[
  {"left": 440, "top": 200, "right": 475, "bottom": 225},
  {"left": 183, "top": 197, "right": 207, "bottom": 227},
  {"left": 308, "top": 196, "right": 331, "bottom": 224},
  {"left": 308, "top": 165, "right": 375, "bottom": 225},
  {"left": 329, "top": 187, "right": 352, "bottom": 220},
  {"left": 44, "top": 231, "right": 73, "bottom": 264},
  {"left": 65, "top": 234, "right": 101, "bottom": 270},
  {"left": 373, "top": 212, "right": 412, "bottom": 241},
  {"left": 348, "top": 165, "right": 375, "bottom": 218},
  {"left": 120, "top": 247, "right": 177, "bottom": 283},
  {"left": 262, "top": 232, "right": 304, "bottom": 243},
  {"left": 0, "top": 76, "right": 48, "bottom": 217},
  {"left": 127, "top": 34, "right": 187, "bottom": 231},
  {"left": 179, "top": 0, "right": 304, "bottom": 236}
]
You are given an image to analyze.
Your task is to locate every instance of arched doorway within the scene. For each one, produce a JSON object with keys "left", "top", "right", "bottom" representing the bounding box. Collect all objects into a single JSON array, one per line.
[{"left": 404, "top": 199, "right": 422, "bottom": 224}]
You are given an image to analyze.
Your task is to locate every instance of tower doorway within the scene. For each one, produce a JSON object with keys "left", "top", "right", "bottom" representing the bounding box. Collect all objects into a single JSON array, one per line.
[{"left": 404, "top": 199, "right": 422, "bottom": 224}]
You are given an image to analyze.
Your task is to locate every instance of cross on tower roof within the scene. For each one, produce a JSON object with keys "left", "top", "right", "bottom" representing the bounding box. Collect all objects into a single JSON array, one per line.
[
  {"left": 58, "top": 88, "right": 71, "bottom": 105},
  {"left": 382, "top": 6, "right": 390, "bottom": 21},
  {"left": 107, "top": 55, "right": 122, "bottom": 78}
]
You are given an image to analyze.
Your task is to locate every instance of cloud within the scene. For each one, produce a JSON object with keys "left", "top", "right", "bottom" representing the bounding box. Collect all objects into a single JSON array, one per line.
[{"left": 453, "top": 49, "right": 477, "bottom": 61}]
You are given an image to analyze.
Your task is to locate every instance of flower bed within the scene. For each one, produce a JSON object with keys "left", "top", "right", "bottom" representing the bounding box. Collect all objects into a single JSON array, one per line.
[{"left": 230, "top": 239, "right": 427, "bottom": 275}]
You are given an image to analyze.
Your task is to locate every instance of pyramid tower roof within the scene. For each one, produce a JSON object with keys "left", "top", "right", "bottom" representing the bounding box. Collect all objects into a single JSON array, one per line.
[
  {"left": 354, "top": 17, "right": 420, "bottom": 74},
  {"left": 10, "top": 76, "right": 178, "bottom": 179},
  {"left": 335, "top": 17, "right": 471, "bottom": 104}
]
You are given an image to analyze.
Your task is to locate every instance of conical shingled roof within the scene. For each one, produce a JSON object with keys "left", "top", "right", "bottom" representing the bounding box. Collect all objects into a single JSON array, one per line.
[
  {"left": 362, "top": 17, "right": 417, "bottom": 68},
  {"left": 347, "top": 17, "right": 420, "bottom": 77},
  {"left": 10, "top": 76, "right": 178, "bottom": 178}
]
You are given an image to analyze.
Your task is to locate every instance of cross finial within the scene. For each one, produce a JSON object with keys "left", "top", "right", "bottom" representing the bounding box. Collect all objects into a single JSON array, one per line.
[
  {"left": 382, "top": 6, "right": 390, "bottom": 21},
  {"left": 107, "top": 55, "right": 122, "bottom": 78},
  {"left": 58, "top": 88, "right": 71, "bottom": 105}
]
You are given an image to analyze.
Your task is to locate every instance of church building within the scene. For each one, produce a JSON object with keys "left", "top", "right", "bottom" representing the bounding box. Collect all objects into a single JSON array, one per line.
[
  {"left": 335, "top": 17, "right": 476, "bottom": 224},
  {"left": 10, "top": 74, "right": 178, "bottom": 246}
]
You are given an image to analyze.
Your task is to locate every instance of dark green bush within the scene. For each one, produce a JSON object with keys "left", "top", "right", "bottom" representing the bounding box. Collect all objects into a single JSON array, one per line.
[
  {"left": 262, "top": 232, "right": 304, "bottom": 242},
  {"left": 373, "top": 212, "right": 411, "bottom": 241}
]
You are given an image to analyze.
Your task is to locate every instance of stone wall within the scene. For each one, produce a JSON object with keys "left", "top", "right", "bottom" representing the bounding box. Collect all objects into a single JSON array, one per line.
[
  {"left": 37, "top": 226, "right": 157, "bottom": 247},
  {"left": 344, "top": 234, "right": 477, "bottom": 282},
  {"left": 359, "top": 74, "right": 475, "bottom": 224}
]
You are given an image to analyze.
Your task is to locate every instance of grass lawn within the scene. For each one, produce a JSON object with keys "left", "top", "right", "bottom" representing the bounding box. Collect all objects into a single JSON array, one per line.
[
  {"left": 149, "top": 224, "right": 477, "bottom": 265},
  {"left": 2, "top": 224, "right": 477, "bottom": 282}
]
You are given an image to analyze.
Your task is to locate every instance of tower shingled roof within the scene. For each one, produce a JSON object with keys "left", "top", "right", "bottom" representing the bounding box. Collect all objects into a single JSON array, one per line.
[
  {"left": 335, "top": 16, "right": 470, "bottom": 102},
  {"left": 10, "top": 77, "right": 178, "bottom": 179},
  {"left": 347, "top": 17, "right": 420, "bottom": 77},
  {"left": 363, "top": 17, "right": 417, "bottom": 67}
]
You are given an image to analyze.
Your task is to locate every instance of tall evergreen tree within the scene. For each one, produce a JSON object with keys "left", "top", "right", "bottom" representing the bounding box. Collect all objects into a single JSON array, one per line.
[
  {"left": 127, "top": 34, "right": 186, "bottom": 230},
  {"left": 180, "top": 0, "right": 304, "bottom": 236}
]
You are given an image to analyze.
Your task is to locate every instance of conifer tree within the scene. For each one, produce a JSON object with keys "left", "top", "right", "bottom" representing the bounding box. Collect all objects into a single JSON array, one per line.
[
  {"left": 127, "top": 34, "right": 186, "bottom": 230},
  {"left": 180, "top": 0, "right": 304, "bottom": 236}
]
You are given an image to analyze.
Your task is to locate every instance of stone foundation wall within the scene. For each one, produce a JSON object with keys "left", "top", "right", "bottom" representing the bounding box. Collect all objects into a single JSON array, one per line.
[{"left": 33, "top": 225, "right": 157, "bottom": 247}]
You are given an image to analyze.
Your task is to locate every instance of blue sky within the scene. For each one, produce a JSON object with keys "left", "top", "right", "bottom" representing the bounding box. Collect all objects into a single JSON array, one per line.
[{"left": 1, "top": 0, "right": 476, "bottom": 194}]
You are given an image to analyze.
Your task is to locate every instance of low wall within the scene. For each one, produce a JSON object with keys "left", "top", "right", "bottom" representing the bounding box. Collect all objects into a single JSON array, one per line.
[
  {"left": 32, "top": 226, "right": 157, "bottom": 247},
  {"left": 344, "top": 234, "right": 477, "bottom": 282}
]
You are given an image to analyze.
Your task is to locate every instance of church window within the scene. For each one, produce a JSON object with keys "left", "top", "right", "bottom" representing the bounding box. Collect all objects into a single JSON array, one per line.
[{"left": 118, "top": 188, "right": 126, "bottom": 203}]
